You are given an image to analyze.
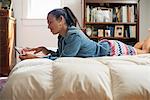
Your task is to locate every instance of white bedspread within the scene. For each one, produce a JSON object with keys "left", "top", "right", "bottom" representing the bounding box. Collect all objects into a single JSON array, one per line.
[{"left": 0, "top": 54, "right": 150, "bottom": 100}]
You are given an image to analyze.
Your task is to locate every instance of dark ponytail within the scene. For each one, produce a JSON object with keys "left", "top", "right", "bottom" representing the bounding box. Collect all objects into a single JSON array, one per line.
[
  {"left": 63, "top": 7, "right": 77, "bottom": 26},
  {"left": 63, "top": 7, "right": 81, "bottom": 29},
  {"left": 48, "top": 7, "right": 81, "bottom": 29}
]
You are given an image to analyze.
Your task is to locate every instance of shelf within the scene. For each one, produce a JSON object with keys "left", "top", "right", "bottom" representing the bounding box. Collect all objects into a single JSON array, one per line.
[
  {"left": 90, "top": 36, "right": 136, "bottom": 39},
  {"left": 89, "top": 36, "right": 137, "bottom": 46},
  {"left": 85, "top": 22, "right": 137, "bottom": 25},
  {"left": 84, "top": 0, "right": 139, "bottom": 45},
  {"left": 85, "top": 0, "right": 138, "bottom": 4}
]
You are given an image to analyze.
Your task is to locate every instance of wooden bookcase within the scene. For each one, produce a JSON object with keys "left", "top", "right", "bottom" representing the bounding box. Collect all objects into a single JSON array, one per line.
[
  {"left": 83, "top": 0, "right": 139, "bottom": 46},
  {"left": 0, "top": 9, "right": 16, "bottom": 76}
]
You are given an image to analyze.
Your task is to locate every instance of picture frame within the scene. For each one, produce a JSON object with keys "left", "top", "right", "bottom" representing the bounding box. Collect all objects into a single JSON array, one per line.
[
  {"left": 104, "top": 29, "right": 111, "bottom": 37},
  {"left": 98, "top": 29, "right": 104, "bottom": 37},
  {"left": 114, "top": 25, "right": 124, "bottom": 37}
]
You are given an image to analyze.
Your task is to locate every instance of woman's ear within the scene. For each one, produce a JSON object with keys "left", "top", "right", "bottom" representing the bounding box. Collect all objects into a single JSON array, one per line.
[
  {"left": 58, "top": 16, "right": 66, "bottom": 26},
  {"left": 58, "top": 16, "right": 63, "bottom": 22}
]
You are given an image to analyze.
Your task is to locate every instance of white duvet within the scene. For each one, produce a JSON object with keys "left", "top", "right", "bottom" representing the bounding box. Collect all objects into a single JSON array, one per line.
[{"left": 0, "top": 54, "right": 150, "bottom": 100}]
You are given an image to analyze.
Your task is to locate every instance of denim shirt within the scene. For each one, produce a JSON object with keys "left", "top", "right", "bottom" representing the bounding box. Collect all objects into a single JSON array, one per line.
[{"left": 50, "top": 26, "right": 111, "bottom": 58}]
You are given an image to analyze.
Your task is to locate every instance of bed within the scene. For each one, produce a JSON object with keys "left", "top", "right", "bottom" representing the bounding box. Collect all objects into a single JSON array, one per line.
[{"left": 0, "top": 54, "right": 150, "bottom": 100}]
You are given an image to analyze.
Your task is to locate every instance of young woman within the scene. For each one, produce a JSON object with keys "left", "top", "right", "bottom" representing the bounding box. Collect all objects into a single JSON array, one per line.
[{"left": 19, "top": 7, "right": 149, "bottom": 60}]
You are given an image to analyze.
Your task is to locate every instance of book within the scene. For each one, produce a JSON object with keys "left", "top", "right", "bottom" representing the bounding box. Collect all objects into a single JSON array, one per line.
[
  {"left": 121, "top": 6, "right": 127, "bottom": 22},
  {"left": 86, "top": 5, "right": 90, "bottom": 22},
  {"left": 124, "top": 27, "right": 130, "bottom": 38},
  {"left": 127, "top": 5, "right": 135, "bottom": 22},
  {"left": 130, "top": 5, "right": 135, "bottom": 22},
  {"left": 107, "top": 26, "right": 114, "bottom": 37},
  {"left": 15, "top": 47, "right": 51, "bottom": 58},
  {"left": 129, "top": 26, "right": 136, "bottom": 38}
]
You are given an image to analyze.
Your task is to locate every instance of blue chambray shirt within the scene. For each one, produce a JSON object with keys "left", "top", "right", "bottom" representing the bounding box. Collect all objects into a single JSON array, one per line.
[{"left": 48, "top": 26, "right": 111, "bottom": 60}]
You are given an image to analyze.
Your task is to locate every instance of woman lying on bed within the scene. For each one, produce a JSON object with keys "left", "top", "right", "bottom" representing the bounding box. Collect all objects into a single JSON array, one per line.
[{"left": 19, "top": 7, "right": 150, "bottom": 60}]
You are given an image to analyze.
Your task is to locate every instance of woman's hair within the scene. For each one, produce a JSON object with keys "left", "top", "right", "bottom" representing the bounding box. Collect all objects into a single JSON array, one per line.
[{"left": 48, "top": 7, "right": 81, "bottom": 28}]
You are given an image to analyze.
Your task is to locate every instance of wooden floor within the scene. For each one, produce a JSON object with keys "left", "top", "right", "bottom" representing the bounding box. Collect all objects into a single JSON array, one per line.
[{"left": 0, "top": 77, "right": 8, "bottom": 92}]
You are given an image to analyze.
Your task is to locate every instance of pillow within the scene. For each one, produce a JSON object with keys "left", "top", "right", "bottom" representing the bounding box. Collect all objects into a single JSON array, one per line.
[
  {"left": 101, "top": 55, "right": 150, "bottom": 100},
  {"left": 51, "top": 57, "right": 113, "bottom": 100},
  {"left": 0, "top": 58, "right": 53, "bottom": 100}
]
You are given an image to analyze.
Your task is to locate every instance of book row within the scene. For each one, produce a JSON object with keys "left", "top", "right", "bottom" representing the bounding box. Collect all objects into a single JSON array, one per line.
[{"left": 86, "top": 5, "right": 136, "bottom": 23}]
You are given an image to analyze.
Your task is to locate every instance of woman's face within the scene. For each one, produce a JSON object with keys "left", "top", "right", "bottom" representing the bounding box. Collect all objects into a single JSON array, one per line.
[{"left": 47, "top": 14, "right": 62, "bottom": 35}]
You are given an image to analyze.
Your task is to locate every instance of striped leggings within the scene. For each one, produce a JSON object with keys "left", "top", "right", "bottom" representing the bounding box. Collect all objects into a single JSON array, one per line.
[{"left": 100, "top": 39, "right": 137, "bottom": 56}]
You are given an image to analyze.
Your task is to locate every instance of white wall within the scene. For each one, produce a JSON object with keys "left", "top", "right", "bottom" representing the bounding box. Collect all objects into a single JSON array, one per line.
[
  {"left": 12, "top": 0, "right": 58, "bottom": 48},
  {"left": 12, "top": 0, "right": 83, "bottom": 48},
  {"left": 61, "top": 0, "right": 83, "bottom": 26},
  {"left": 20, "top": 19, "right": 58, "bottom": 47},
  {"left": 140, "top": 0, "right": 150, "bottom": 40},
  {"left": 147, "top": 0, "right": 150, "bottom": 33}
]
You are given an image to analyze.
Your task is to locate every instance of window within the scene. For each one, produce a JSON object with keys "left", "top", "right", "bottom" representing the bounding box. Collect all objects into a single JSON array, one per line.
[{"left": 27, "top": 0, "right": 61, "bottom": 19}]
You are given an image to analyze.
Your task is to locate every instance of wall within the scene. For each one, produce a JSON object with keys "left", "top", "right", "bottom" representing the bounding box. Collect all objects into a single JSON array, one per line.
[
  {"left": 12, "top": 0, "right": 83, "bottom": 48},
  {"left": 12, "top": 0, "right": 58, "bottom": 48},
  {"left": 140, "top": 0, "right": 150, "bottom": 40},
  {"left": 61, "top": 0, "right": 83, "bottom": 26},
  {"left": 147, "top": 0, "right": 150, "bottom": 32}
]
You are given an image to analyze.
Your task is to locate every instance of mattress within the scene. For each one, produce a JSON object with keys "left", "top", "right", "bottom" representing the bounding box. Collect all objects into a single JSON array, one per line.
[{"left": 0, "top": 54, "right": 150, "bottom": 100}]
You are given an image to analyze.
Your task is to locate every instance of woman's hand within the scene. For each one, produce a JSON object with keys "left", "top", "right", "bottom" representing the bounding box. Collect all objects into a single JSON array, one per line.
[
  {"left": 19, "top": 53, "right": 39, "bottom": 60},
  {"left": 25, "top": 46, "right": 50, "bottom": 55}
]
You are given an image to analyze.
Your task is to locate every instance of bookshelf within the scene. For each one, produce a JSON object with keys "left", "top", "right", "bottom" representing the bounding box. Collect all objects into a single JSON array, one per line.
[
  {"left": 83, "top": 0, "right": 139, "bottom": 46},
  {"left": 0, "top": 1, "right": 16, "bottom": 76}
]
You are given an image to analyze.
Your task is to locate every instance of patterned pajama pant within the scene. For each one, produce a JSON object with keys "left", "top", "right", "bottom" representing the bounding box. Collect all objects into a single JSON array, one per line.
[{"left": 100, "top": 39, "right": 137, "bottom": 56}]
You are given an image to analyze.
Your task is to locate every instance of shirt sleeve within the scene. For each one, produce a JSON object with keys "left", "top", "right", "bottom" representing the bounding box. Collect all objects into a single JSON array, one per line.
[
  {"left": 43, "top": 55, "right": 58, "bottom": 60},
  {"left": 60, "top": 34, "right": 82, "bottom": 57},
  {"left": 50, "top": 49, "right": 59, "bottom": 56}
]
